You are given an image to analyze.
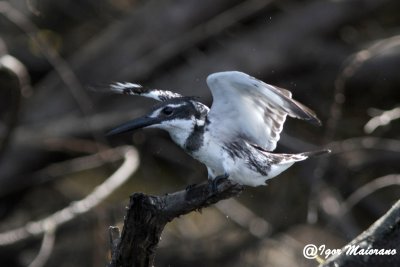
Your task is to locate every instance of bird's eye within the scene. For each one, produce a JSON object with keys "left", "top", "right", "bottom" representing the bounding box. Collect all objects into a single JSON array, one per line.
[{"left": 162, "top": 107, "right": 173, "bottom": 116}]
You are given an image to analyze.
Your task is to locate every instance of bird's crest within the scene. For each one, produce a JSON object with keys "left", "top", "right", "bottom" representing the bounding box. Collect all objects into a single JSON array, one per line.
[{"left": 110, "top": 82, "right": 183, "bottom": 101}]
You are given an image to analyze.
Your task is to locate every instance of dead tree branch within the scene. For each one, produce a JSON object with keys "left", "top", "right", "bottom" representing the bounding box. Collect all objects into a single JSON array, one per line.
[
  {"left": 108, "top": 180, "right": 244, "bottom": 267},
  {"left": 320, "top": 199, "right": 400, "bottom": 267}
]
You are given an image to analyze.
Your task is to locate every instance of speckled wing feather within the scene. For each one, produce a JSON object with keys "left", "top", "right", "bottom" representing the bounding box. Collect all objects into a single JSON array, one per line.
[
  {"left": 207, "top": 71, "right": 321, "bottom": 151},
  {"left": 110, "top": 82, "right": 183, "bottom": 101}
]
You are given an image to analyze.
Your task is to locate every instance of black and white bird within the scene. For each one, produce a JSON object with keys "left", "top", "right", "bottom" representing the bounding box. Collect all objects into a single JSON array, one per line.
[{"left": 108, "top": 71, "right": 329, "bottom": 187}]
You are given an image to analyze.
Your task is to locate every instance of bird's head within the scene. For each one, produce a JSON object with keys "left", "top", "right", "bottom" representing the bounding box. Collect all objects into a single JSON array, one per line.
[{"left": 108, "top": 97, "right": 209, "bottom": 146}]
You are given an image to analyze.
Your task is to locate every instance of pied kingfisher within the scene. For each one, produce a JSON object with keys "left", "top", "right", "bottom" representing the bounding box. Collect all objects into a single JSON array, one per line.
[{"left": 108, "top": 71, "right": 329, "bottom": 187}]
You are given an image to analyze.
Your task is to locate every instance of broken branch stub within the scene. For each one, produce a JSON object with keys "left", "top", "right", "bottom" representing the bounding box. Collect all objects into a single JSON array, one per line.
[{"left": 109, "top": 179, "right": 243, "bottom": 267}]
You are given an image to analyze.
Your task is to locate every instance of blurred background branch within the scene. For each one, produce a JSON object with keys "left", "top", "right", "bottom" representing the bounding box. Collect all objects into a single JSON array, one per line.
[
  {"left": 364, "top": 106, "right": 400, "bottom": 133},
  {"left": 0, "top": 53, "right": 30, "bottom": 159},
  {"left": 0, "top": 146, "right": 138, "bottom": 247}
]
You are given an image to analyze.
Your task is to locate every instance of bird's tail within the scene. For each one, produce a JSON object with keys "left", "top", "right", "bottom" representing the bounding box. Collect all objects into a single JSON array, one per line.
[
  {"left": 273, "top": 148, "right": 331, "bottom": 165},
  {"left": 300, "top": 149, "right": 331, "bottom": 158}
]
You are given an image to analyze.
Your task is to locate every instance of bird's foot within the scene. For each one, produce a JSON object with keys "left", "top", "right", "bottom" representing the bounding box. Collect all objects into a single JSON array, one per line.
[{"left": 209, "top": 173, "right": 230, "bottom": 193}]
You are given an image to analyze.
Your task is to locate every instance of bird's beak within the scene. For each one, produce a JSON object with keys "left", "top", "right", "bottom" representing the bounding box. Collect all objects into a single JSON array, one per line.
[{"left": 107, "top": 116, "right": 160, "bottom": 136}]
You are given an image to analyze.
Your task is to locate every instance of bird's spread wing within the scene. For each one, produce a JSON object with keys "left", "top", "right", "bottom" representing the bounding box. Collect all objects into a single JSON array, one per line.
[
  {"left": 207, "top": 71, "right": 321, "bottom": 151},
  {"left": 110, "top": 82, "right": 183, "bottom": 101}
]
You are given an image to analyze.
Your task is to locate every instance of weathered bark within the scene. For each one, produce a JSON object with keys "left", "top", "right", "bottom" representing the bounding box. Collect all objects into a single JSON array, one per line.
[
  {"left": 108, "top": 179, "right": 243, "bottom": 267},
  {"left": 320, "top": 199, "right": 400, "bottom": 267}
]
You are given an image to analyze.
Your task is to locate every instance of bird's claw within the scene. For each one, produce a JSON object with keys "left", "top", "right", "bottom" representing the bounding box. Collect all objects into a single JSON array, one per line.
[{"left": 209, "top": 173, "right": 230, "bottom": 193}]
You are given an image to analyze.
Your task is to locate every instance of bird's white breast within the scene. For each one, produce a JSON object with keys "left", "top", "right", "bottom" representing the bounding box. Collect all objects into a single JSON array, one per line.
[{"left": 189, "top": 131, "right": 225, "bottom": 176}]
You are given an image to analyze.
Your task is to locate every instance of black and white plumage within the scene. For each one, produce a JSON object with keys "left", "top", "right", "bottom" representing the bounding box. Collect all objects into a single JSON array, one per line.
[
  {"left": 110, "top": 82, "right": 183, "bottom": 101},
  {"left": 108, "top": 71, "right": 329, "bottom": 187}
]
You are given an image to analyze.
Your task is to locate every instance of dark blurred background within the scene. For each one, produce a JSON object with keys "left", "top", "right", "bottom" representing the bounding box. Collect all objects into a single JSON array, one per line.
[{"left": 0, "top": 0, "right": 400, "bottom": 266}]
